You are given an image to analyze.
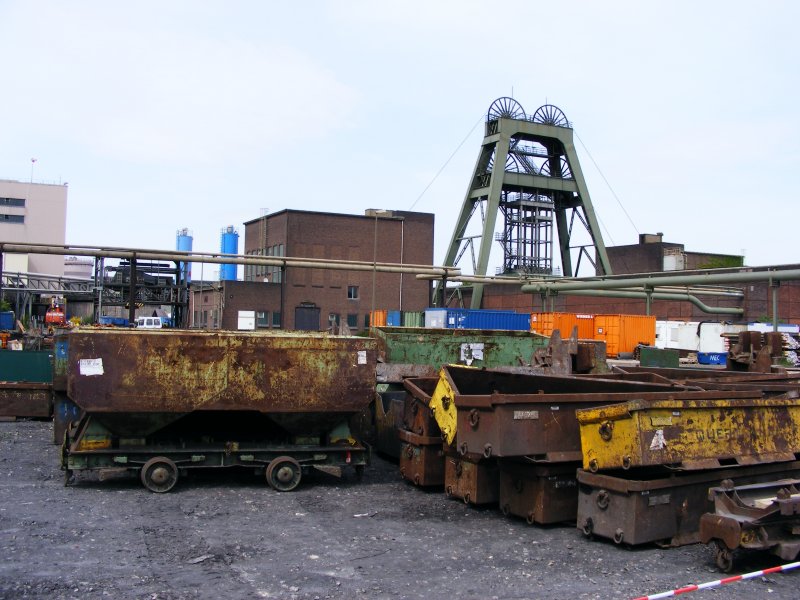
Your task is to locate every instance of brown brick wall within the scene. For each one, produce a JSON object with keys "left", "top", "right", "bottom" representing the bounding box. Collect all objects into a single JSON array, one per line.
[{"left": 239, "top": 209, "right": 434, "bottom": 331}]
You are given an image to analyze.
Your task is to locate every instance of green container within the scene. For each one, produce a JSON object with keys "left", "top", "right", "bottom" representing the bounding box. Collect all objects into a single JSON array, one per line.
[
  {"left": 638, "top": 346, "right": 680, "bottom": 368},
  {"left": 401, "top": 311, "right": 424, "bottom": 327},
  {"left": 0, "top": 350, "right": 53, "bottom": 383},
  {"left": 370, "top": 326, "right": 550, "bottom": 369}
]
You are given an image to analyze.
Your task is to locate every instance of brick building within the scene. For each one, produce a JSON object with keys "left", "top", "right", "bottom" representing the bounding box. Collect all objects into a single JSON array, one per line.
[
  {"left": 200, "top": 209, "right": 434, "bottom": 332},
  {"left": 462, "top": 234, "right": 800, "bottom": 325}
]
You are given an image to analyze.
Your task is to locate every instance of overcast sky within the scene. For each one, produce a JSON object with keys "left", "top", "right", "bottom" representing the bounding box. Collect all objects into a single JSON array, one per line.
[{"left": 1, "top": 1, "right": 797, "bottom": 277}]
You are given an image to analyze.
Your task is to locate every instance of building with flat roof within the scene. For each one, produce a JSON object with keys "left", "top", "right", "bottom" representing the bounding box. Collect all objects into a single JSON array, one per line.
[
  {"left": 207, "top": 208, "right": 435, "bottom": 331},
  {"left": 0, "top": 179, "right": 68, "bottom": 276}
]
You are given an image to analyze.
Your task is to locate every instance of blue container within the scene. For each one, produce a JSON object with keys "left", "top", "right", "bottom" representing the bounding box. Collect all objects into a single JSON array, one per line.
[
  {"left": 461, "top": 309, "right": 529, "bottom": 331},
  {"left": 176, "top": 227, "right": 193, "bottom": 283},
  {"left": 697, "top": 352, "right": 727, "bottom": 365},
  {"left": 386, "top": 310, "right": 402, "bottom": 327},
  {"left": 0, "top": 311, "right": 13, "bottom": 330},
  {"left": 98, "top": 315, "right": 129, "bottom": 327},
  {"left": 220, "top": 226, "right": 239, "bottom": 281},
  {"left": 437, "top": 309, "right": 529, "bottom": 331}
]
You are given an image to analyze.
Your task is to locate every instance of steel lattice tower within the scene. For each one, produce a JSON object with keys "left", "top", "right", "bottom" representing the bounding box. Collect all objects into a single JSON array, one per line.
[{"left": 441, "top": 97, "right": 611, "bottom": 308}]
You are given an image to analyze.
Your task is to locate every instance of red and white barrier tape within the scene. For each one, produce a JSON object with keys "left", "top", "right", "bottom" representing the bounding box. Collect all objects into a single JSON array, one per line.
[{"left": 632, "top": 561, "right": 800, "bottom": 599}]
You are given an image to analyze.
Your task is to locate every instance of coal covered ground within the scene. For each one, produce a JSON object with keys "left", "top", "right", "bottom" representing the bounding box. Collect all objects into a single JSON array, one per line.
[{"left": 0, "top": 421, "right": 797, "bottom": 600}]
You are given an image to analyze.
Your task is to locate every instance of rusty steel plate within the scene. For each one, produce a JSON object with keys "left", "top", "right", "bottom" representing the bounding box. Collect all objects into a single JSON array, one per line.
[{"left": 65, "top": 329, "right": 376, "bottom": 415}]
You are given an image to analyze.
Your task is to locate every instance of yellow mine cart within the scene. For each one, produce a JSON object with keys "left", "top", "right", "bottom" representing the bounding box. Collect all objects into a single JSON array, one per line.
[{"left": 576, "top": 392, "right": 800, "bottom": 472}]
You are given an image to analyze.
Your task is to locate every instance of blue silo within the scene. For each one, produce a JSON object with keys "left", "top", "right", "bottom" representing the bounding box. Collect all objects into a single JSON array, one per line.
[
  {"left": 220, "top": 226, "right": 239, "bottom": 281},
  {"left": 176, "top": 228, "right": 193, "bottom": 283}
]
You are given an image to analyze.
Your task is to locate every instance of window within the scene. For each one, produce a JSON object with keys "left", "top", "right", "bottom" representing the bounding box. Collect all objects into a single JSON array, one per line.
[
  {"left": 347, "top": 313, "right": 358, "bottom": 328},
  {"left": 272, "top": 312, "right": 281, "bottom": 327},
  {"left": 0, "top": 197, "right": 24, "bottom": 207},
  {"left": 347, "top": 286, "right": 359, "bottom": 299},
  {"left": 256, "top": 311, "right": 269, "bottom": 328},
  {"left": 0, "top": 214, "right": 24, "bottom": 224}
]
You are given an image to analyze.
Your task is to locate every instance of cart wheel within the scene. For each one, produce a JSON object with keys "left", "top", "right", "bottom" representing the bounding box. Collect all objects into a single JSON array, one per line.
[
  {"left": 266, "top": 456, "right": 302, "bottom": 492},
  {"left": 714, "top": 541, "right": 734, "bottom": 573},
  {"left": 140, "top": 457, "right": 178, "bottom": 493}
]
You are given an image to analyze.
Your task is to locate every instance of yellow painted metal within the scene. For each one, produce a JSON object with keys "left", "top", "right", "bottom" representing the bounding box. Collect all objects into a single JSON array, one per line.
[
  {"left": 77, "top": 437, "right": 112, "bottom": 451},
  {"left": 429, "top": 367, "right": 458, "bottom": 445},
  {"left": 577, "top": 396, "right": 800, "bottom": 471}
]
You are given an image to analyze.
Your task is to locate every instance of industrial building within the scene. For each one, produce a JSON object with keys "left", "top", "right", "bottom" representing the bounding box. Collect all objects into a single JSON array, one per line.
[{"left": 190, "top": 209, "right": 435, "bottom": 331}]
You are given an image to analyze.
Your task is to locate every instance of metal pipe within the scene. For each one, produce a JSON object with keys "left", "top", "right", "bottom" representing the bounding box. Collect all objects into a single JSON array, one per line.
[
  {"left": 416, "top": 273, "right": 745, "bottom": 297},
  {"left": 0, "top": 243, "right": 459, "bottom": 277},
  {"left": 522, "top": 269, "right": 800, "bottom": 293},
  {"left": 554, "top": 289, "right": 744, "bottom": 315}
]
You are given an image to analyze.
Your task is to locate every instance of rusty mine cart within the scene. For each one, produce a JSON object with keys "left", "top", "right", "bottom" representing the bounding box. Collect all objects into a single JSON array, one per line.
[{"left": 57, "top": 329, "right": 376, "bottom": 492}]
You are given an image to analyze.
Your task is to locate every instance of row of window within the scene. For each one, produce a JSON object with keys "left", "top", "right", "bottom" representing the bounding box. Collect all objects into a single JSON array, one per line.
[
  {"left": 1, "top": 214, "right": 24, "bottom": 224},
  {"left": 256, "top": 311, "right": 282, "bottom": 328},
  {"left": 245, "top": 245, "right": 285, "bottom": 282},
  {"left": 0, "top": 197, "right": 25, "bottom": 207}
]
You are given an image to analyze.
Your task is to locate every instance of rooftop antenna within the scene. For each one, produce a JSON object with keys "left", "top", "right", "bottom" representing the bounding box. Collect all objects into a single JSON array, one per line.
[{"left": 30, "top": 158, "right": 37, "bottom": 183}]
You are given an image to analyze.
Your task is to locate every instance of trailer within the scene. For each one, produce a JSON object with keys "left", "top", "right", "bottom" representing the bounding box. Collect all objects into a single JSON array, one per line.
[{"left": 59, "top": 329, "right": 376, "bottom": 492}]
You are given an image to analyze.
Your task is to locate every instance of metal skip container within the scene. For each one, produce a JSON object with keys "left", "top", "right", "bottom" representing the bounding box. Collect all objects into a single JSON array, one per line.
[
  {"left": 498, "top": 460, "right": 580, "bottom": 525},
  {"left": 444, "top": 450, "right": 499, "bottom": 506},
  {"left": 429, "top": 366, "right": 693, "bottom": 513},
  {"left": 577, "top": 460, "right": 800, "bottom": 547},
  {"left": 60, "top": 329, "right": 378, "bottom": 492},
  {"left": 65, "top": 328, "right": 377, "bottom": 435},
  {"left": 399, "top": 377, "right": 445, "bottom": 487},
  {"left": 576, "top": 394, "right": 800, "bottom": 472},
  {"left": 435, "top": 365, "right": 694, "bottom": 461}
]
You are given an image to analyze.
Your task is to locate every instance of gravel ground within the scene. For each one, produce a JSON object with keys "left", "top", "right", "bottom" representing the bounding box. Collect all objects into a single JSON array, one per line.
[{"left": 0, "top": 420, "right": 797, "bottom": 600}]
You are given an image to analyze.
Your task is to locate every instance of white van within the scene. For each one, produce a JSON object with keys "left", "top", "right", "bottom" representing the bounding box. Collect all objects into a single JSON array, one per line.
[{"left": 136, "top": 316, "right": 163, "bottom": 329}]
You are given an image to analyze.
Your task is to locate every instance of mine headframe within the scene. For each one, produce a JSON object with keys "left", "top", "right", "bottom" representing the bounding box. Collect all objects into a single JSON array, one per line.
[{"left": 441, "top": 97, "right": 611, "bottom": 308}]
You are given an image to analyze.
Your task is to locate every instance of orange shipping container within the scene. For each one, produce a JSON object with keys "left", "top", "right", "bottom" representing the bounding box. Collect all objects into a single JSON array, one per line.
[
  {"left": 370, "top": 309, "right": 388, "bottom": 327},
  {"left": 530, "top": 312, "right": 595, "bottom": 339},
  {"left": 594, "top": 314, "right": 656, "bottom": 357}
]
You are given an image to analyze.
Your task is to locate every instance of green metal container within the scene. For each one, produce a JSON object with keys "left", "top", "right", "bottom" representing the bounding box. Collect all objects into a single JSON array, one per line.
[
  {"left": 0, "top": 350, "right": 53, "bottom": 383},
  {"left": 371, "top": 326, "right": 550, "bottom": 370},
  {"left": 401, "top": 311, "right": 424, "bottom": 328},
  {"left": 638, "top": 346, "right": 680, "bottom": 368}
]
